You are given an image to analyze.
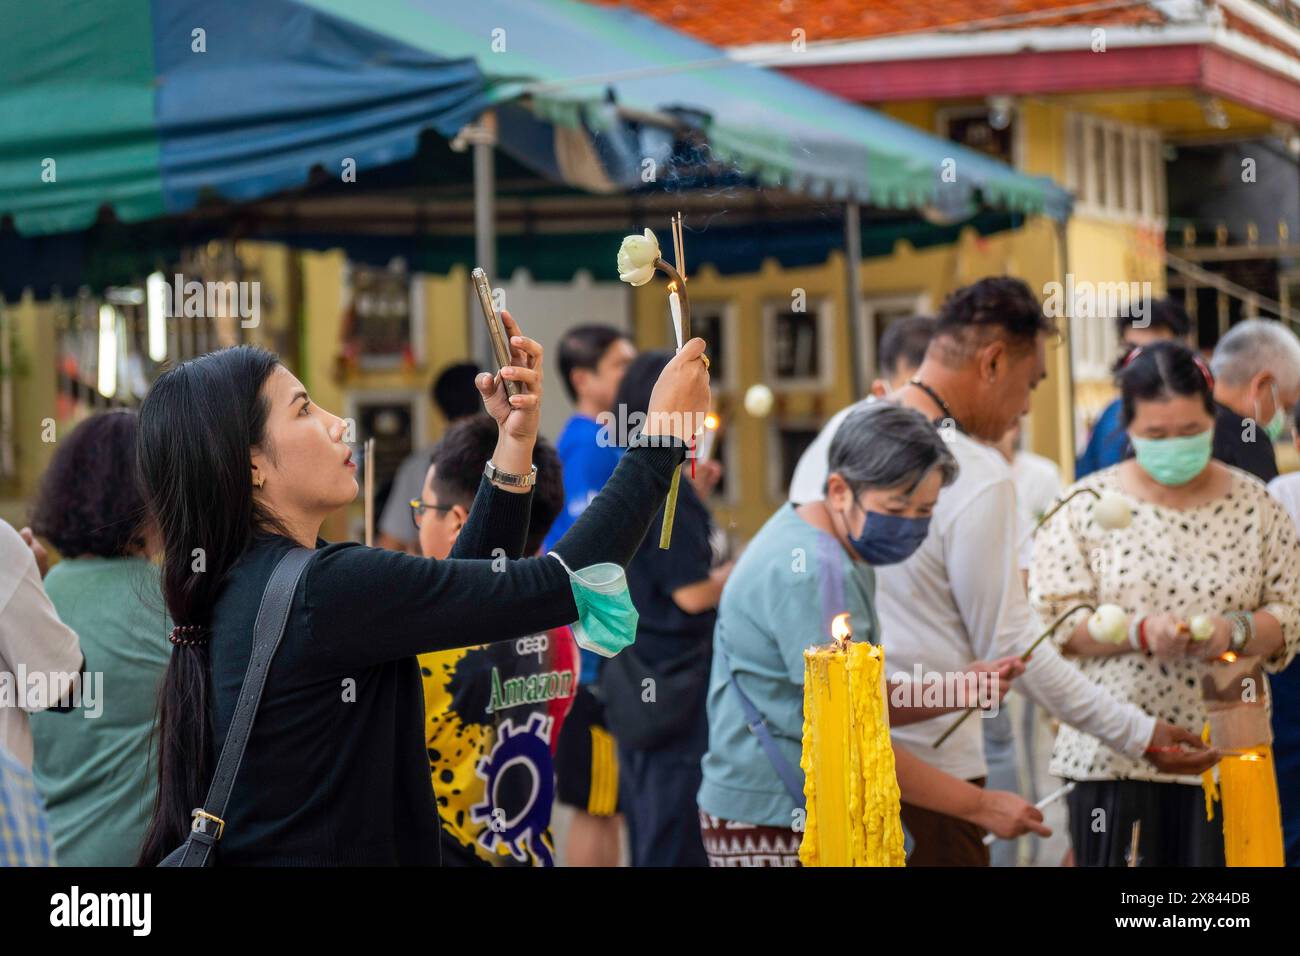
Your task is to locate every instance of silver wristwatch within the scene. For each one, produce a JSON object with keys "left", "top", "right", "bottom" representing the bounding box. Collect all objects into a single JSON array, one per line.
[{"left": 484, "top": 460, "right": 537, "bottom": 488}]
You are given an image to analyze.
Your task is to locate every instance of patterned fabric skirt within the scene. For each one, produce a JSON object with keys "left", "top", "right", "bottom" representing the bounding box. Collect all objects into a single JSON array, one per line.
[{"left": 698, "top": 810, "right": 802, "bottom": 867}]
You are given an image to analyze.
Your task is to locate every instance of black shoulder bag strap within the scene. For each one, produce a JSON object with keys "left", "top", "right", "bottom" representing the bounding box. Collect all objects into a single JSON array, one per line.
[{"left": 162, "top": 546, "right": 314, "bottom": 867}]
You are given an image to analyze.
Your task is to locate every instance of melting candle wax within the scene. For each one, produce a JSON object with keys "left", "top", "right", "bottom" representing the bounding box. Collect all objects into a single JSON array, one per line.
[{"left": 799, "top": 637, "right": 904, "bottom": 866}]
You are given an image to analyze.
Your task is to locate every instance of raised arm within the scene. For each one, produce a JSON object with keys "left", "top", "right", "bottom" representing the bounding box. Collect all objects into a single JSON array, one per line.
[{"left": 307, "top": 339, "right": 710, "bottom": 673}]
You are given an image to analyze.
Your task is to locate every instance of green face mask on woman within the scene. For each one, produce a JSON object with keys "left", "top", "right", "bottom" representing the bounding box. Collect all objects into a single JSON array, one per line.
[{"left": 1130, "top": 429, "right": 1213, "bottom": 486}]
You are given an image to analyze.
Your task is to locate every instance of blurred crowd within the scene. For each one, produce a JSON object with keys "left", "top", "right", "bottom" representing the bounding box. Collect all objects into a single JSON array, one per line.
[{"left": 4, "top": 276, "right": 1300, "bottom": 868}]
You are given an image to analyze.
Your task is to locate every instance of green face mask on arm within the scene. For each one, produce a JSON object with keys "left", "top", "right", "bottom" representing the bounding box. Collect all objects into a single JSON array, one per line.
[
  {"left": 1130, "top": 429, "right": 1213, "bottom": 486},
  {"left": 549, "top": 553, "right": 639, "bottom": 657}
]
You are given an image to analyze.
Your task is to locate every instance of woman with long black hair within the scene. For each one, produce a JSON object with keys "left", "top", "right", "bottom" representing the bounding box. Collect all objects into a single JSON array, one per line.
[{"left": 135, "top": 314, "right": 709, "bottom": 865}]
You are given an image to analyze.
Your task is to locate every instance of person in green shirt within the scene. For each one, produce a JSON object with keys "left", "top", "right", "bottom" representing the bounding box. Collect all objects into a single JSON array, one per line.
[{"left": 29, "top": 410, "right": 170, "bottom": 866}]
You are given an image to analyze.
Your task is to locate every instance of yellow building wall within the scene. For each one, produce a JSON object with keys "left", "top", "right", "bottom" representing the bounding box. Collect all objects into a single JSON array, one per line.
[{"left": 1, "top": 294, "right": 61, "bottom": 528}]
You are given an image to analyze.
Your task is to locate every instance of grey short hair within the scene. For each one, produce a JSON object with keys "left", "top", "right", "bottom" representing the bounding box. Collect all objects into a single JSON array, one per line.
[
  {"left": 826, "top": 402, "right": 959, "bottom": 497},
  {"left": 1210, "top": 319, "right": 1300, "bottom": 391}
]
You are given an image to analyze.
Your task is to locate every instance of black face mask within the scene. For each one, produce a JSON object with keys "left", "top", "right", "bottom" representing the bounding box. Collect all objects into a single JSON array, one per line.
[{"left": 841, "top": 499, "right": 931, "bottom": 565}]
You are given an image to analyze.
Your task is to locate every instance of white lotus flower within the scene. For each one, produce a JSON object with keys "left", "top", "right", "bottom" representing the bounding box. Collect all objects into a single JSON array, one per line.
[
  {"left": 617, "top": 228, "right": 661, "bottom": 286},
  {"left": 1093, "top": 492, "right": 1132, "bottom": 530},
  {"left": 1087, "top": 604, "right": 1129, "bottom": 644},
  {"left": 1189, "top": 614, "right": 1214, "bottom": 641}
]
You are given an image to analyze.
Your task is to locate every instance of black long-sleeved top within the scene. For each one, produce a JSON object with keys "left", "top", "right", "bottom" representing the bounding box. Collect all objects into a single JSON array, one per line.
[{"left": 206, "top": 439, "right": 685, "bottom": 865}]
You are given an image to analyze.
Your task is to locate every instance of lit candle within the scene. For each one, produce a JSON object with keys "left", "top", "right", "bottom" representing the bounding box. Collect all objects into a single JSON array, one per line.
[
  {"left": 1200, "top": 655, "right": 1285, "bottom": 866},
  {"left": 668, "top": 286, "right": 684, "bottom": 351},
  {"left": 696, "top": 413, "right": 719, "bottom": 463},
  {"left": 799, "top": 613, "right": 905, "bottom": 866}
]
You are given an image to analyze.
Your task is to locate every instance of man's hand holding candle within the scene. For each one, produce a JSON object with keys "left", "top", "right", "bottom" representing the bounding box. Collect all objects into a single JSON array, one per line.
[
  {"left": 972, "top": 788, "right": 1052, "bottom": 841},
  {"left": 475, "top": 309, "right": 544, "bottom": 493}
]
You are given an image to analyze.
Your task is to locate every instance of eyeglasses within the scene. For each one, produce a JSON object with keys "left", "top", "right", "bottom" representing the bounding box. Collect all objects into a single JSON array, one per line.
[{"left": 409, "top": 498, "right": 453, "bottom": 529}]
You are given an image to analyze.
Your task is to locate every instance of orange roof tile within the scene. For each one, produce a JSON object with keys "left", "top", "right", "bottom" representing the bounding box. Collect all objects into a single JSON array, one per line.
[{"left": 588, "top": 0, "right": 1167, "bottom": 48}]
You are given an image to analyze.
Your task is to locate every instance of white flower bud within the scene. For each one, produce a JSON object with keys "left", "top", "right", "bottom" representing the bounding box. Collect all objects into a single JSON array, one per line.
[
  {"left": 617, "top": 228, "right": 661, "bottom": 286},
  {"left": 1093, "top": 492, "right": 1132, "bottom": 530},
  {"left": 1189, "top": 614, "right": 1214, "bottom": 641},
  {"left": 1087, "top": 604, "right": 1129, "bottom": 644}
]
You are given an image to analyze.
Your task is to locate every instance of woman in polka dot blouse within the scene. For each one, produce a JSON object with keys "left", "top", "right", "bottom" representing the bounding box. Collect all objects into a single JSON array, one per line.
[{"left": 1030, "top": 341, "right": 1300, "bottom": 866}]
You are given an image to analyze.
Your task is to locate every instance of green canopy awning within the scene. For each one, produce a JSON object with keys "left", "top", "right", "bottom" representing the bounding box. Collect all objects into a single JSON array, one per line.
[{"left": 0, "top": 0, "right": 1071, "bottom": 241}]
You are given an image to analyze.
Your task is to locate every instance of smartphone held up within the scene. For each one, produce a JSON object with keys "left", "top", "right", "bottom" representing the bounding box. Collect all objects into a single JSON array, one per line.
[{"left": 471, "top": 268, "right": 521, "bottom": 399}]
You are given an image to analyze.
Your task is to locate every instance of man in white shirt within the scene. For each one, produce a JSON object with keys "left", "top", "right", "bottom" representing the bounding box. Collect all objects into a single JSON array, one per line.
[
  {"left": 791, "top": 277, "right": 1217, "bottom": 865},
  {"left": 0, "top": 520, "right": 83, "bottom": 769}
]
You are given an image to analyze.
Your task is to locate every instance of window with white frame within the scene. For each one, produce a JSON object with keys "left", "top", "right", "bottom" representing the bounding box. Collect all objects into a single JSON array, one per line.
[
  {"left": 768, "top": 420, "right": 823, "bottom": 503},
  {"left": 763, "top": 298, "right": 833, "bottom": 389},
  {"left": 1064, "top": 112, "right": 1165, "bottom": 222},
  {"left": 692, "top": 301, "right": 738, "bottom": 393},
  {"left": 859, "top": 292, "right": 932, "bottom": 381},
  {"left": 692, "top": 300, "right": 740, "bottom": 505}
]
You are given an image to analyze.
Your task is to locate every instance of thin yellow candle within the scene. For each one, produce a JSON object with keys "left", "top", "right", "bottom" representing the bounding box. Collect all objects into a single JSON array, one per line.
[{"left": 799, "top": 613, "right": 905, "bottom": 867}]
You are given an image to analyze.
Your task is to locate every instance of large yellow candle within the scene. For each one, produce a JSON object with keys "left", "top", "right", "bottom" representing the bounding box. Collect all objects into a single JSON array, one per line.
[
  {"left": 799, "top": 614, "right": 905, "bottom": 867},
  {"left": 1200, "top": 656, "right": 1285, "bottom": 867},
  {"left": 1209, "top": 746, "right": 1285, "bottom": 867}
]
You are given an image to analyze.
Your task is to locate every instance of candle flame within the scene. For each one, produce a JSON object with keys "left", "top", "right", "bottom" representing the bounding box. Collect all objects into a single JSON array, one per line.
[
  {"left": 667, "top": 281, "right": 678, "bottom": 293},
  {"left": 831, "top": 613, "right": 852, "bottom": 648},
  {"left": 1220, "top": 651, "right": 1239, "bottom": 663},
  {"left": 705, "top": 413, "right": 718, "bottom": 430}
]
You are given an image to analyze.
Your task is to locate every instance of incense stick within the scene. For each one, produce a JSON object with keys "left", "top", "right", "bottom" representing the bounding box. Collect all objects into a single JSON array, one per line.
[
  {"left": 364, "top": 437, "right": 375, "bottom": 547},
  {"left": 934, "top": 603, "right": 1094, "bottom": 747},
  {"left": 659, "top": 211, "right": 690, "bottom": 550}
]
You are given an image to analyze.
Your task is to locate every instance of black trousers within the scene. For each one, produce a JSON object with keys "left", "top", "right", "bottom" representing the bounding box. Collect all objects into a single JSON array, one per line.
[
  {"left": 1067, "top": 779, "right": 1226, "bottom": 867},
  {"left": 617, "top": 712, "right": 709, "bottom": 867}
]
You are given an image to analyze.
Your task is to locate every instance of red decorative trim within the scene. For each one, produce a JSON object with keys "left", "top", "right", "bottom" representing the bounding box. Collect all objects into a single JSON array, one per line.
[{"left": 781, "top": 44, "right": 1300, "bottom": 124}]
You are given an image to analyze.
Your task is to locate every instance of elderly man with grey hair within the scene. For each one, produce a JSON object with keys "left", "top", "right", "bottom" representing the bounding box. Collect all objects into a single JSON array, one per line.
[{"left": 1208, "top": 318, "right": 1300, "bottom": 483}]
